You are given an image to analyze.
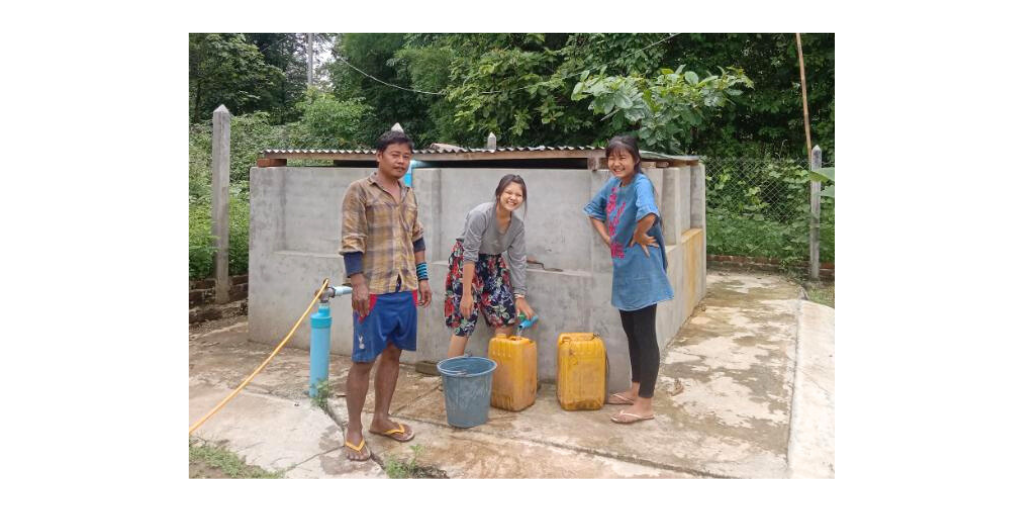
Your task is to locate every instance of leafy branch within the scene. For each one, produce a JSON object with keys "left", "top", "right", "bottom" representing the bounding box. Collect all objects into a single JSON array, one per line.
[{"left": 571, "top": 66, "right": 754, "bottom": 154}]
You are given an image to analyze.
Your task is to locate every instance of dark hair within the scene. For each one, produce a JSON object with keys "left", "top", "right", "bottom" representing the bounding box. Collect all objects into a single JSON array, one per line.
[
  {"left": 375, "top": 130, "right": 414, "bottom": 153},
  {"left": 605, "top": 135, "right": 642, "bottom": 175},
  {"left": 494, "top": 174, "right": 528, "bottom": 218},
  {"left": 606, "top": 134, "right": 658, "bottom": 202}
]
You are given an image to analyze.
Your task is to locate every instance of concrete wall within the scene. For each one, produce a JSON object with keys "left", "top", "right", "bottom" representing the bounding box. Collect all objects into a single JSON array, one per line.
[{"left": 248, "top": 162, "right": 707, "bottom": 392}]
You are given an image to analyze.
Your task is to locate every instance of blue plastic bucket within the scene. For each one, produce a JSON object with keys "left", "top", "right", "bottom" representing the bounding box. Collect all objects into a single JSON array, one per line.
[{"left": 437, "top": 356, "right": 497, "bottom": 428}]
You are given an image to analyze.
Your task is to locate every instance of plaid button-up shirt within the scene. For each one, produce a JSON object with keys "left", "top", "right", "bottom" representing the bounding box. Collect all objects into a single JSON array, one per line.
[{"left": 340, "top": 172, "right": 425, "bottom": 295}]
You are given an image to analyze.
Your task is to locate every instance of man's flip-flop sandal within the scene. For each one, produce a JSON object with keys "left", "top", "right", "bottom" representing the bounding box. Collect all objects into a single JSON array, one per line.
[
  {"left": 607, "top": 393, "right": 635, "bottom": 405},
  {"left": 370, "top": 423, "right": 415, "bottom": 443},
  {"left": 344, "top": 438, "right": 372, "bottom": 461},
  {"left": 610, "top": 411, "right": 655, "bottom": 424}
]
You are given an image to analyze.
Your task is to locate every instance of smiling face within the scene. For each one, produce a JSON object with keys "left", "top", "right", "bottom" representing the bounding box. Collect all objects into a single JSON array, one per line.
[
  {"left": 375, "top": 142, "right": 413, "bottom": 181},
  {"left": 497, "top": 182, "right": 525, "bottom": 213},
  {"left": 608, "top": 147, "right": 638, "bottom": 182}
]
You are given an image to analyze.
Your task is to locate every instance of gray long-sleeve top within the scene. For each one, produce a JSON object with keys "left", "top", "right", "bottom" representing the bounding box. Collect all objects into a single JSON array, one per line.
[{"left": 459, "top": 201, "right": 527, "bottom": 296}]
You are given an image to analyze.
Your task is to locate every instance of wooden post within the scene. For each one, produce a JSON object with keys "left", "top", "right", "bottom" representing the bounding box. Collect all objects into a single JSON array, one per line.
[
  {"left": 796, "top": 34, "right": 814, "bottom": 167},
  {"left": 212, "top": 105, "right": 231, "bottom": 304},
  {"left": 796, "top": 33, "right": 819, "bottom": 280},
  {"left": 810, "top": 145, "right": 822, "bottom": 280}
]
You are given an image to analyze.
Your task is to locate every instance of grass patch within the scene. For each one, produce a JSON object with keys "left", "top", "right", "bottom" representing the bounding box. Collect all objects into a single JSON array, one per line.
[
  {"left": 311, "top": 378, "right": 331, "bottom": 411},
  {"left": 383, "top": 444, "right": 447, "bottom": 479},
  {"left": 804, "top": 281, "right": 835, "bottom": 308},
  {"left": 189, "top": 438, "right": 284, "bottom": 479}
]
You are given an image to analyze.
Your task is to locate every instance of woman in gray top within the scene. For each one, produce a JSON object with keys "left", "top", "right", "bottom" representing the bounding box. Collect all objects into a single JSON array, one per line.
[{"left": 444, "top": 174, "right": 536, "bottom": 357}]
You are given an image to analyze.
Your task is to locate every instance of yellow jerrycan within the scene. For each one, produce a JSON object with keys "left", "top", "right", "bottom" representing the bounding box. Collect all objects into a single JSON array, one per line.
[
  {"left": 488, "top": 334, "right": 537, "bottom": 411},
  {"left": 557, "top": 332, "right": 606, "bottom": 410}
]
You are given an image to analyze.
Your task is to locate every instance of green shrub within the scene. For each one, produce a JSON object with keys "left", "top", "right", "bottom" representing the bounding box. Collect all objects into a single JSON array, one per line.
[
  {"left": 704, "top": 158, "right": 835, "bottom": 264},
  {"left": 189, "top": 195, "right": 250, "bottom": 280},
  {"left": 707, "top": 202, "right": 834, "bottom": 264},
  {"left": 189, "top": 204, "right": 216, "bottom": 280}
]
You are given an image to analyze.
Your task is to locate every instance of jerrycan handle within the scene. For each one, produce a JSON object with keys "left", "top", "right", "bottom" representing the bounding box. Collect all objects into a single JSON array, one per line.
[{"left": 558, "top": 332, "right": 598, "bottom": 346}]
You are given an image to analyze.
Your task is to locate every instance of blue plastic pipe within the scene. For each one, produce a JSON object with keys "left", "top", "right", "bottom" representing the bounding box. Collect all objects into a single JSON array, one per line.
[
  {"left": 309, "top": 302, "right": 332, "bottom": 397},
  {"left": 516, "top": 313, "right": 539, "bottom": 337},
  {"left": 308, "top": 285, "right": 351, "bottom": 397},
  {"left": 519, "top": 315, "right": 539, "bottom": 329}
]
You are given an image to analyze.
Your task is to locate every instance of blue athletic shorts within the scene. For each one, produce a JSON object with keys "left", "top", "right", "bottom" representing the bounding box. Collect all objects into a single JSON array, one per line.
[{"left": 352, "top": 290, "right": 418, "bottom": 363}]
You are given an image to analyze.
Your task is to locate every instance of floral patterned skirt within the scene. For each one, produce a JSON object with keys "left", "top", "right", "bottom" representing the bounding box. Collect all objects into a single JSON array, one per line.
[{"left": 444, "top": 239, "right": 516, "bottom": 337}]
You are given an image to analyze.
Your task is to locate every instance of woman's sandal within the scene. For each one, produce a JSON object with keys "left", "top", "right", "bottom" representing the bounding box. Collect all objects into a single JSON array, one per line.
[
  {"left": 607, "top": 392, "right": 635, "bottom": 405},
  {"left": 610, "top": 411, "right": 655, "bottom": 424}
]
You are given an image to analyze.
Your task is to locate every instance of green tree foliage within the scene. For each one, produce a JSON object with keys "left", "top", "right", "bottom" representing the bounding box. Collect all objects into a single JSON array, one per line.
[
  {"left": 290, "top": 88, "right": 372, "bottom": 148},
  {"left": 571, "top": 66, "right": 754, "bottom": 154},
  {"left": 331, "top": 33, "right": 832, "bottom": 158},
  {"left": 657, "top": 34, "right": 835, "bottom": 159},
  {"left": 241, "top": 33, "right": 311, "bottom": 123},
  {"left": 190, "top": 33, "right": 337, "bottom": 125},
  {"left": 189, "top": 34, "right": 285, "bottom": 124},
  {"left": 400, "top": 33, "right": 600, "bottom": 146},
  {"left": 330, "top": 34, "right": 435, "bottom": 147}
]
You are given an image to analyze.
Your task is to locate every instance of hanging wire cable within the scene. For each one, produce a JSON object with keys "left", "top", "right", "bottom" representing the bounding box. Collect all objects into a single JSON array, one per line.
[
  {"left": 335, "top": 55, "right": 447, "bottom": 95},
  {"left": 638, "top": 32, "right": 681, "bottom": 52},
  {"left": 335, "top": 33, "right": 681, "bottom": 97}
]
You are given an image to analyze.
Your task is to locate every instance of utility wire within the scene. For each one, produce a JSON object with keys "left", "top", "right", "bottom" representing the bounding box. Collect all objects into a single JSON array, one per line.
[
  {"left": 335, "top": 33, "right": 681, "bottom": 97},
  {"left": 334, "top": 56, "right": 447, "bottom": 95}
]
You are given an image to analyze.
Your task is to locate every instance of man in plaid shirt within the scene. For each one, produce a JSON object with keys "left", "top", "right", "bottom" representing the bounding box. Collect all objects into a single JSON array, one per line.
[{"left": 339, "top": 130, "right": 432, "bottom": 461}]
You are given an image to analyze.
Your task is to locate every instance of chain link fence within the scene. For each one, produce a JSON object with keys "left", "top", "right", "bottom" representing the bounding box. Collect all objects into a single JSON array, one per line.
[{"left": 703, "top": 157, "right": 835, "bottom": 266}]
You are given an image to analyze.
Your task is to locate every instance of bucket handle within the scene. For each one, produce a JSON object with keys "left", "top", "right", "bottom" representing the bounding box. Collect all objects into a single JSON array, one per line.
[{"left": 441, "top": 352, "right": 474, "bottom": 376}]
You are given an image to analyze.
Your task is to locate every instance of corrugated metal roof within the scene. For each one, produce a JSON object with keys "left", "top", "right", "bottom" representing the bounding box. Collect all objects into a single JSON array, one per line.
[
  {"left": 262, "top": 145, "right": 604, "bottom": 155},
  {"left": 260, "top": 145, "right": 700, "bottom": 166}
]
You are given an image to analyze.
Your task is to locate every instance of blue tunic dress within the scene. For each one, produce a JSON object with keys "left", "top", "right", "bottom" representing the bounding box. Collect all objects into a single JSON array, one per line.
[{"left": 584, "top": 173, "right": 674, "bottom": 311}]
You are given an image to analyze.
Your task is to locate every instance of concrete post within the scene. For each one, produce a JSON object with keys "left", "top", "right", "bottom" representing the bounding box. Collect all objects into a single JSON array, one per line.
[
  {"left": 660, "top": 167, "right": 683, "bottom": 245},
  {"left": 810, "top": 145, "right": 822, "bottom": 280},
  {"left": 691, "top": 162, "right": 708, "bottom": 299},
  {"left": 487, "top": 132, "right": 497, "bottom": 150},
  {"left": 690, "top": 162, "right": 706, "bottom": 230},
  {"left": 212, "top": 105, "right": 231, "bottom": 304}
]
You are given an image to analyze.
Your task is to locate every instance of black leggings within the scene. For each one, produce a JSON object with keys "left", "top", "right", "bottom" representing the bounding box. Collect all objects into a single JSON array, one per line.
[{"left": 619, "top": 304, "right": 660, "bottom": 398}]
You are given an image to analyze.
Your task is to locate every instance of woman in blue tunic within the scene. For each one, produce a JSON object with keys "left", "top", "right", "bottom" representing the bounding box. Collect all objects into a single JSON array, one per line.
[{"left": 584, "top": 135, "right": 674, "bottom": 424}]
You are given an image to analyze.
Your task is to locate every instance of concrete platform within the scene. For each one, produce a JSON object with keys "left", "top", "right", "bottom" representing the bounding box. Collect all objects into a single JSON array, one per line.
[{"left": 188, "top": 270, "right": 835, "bottom": 478}]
